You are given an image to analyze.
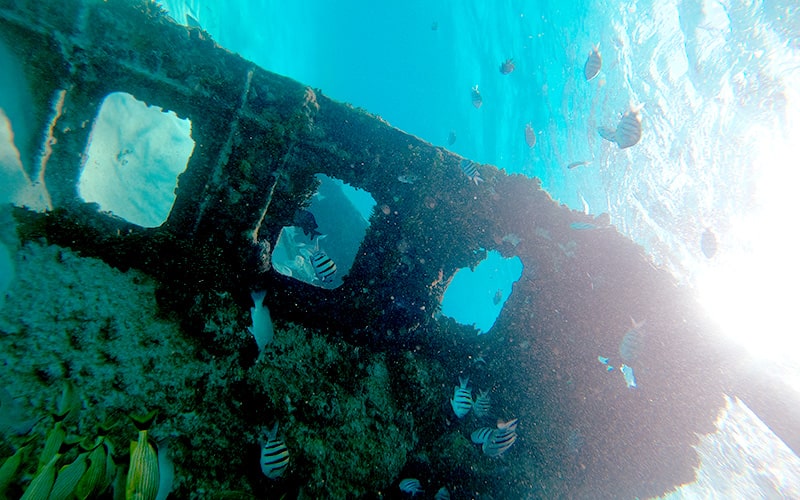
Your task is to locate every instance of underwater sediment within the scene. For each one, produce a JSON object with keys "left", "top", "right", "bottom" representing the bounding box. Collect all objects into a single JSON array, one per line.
[{"left": 2, "top": 0, "right": 797, "bottom": 498}]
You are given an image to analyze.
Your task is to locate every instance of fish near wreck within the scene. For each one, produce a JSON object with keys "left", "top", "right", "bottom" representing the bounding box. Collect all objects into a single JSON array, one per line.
[
  {"left": 524, "top": 123, "right": 536, "bottom": 148},
  {"left": 450, "top": 376, "right": 473, "bottom": 418},
  {"left": 615, "top": 104, "right": 643, "bottom": 148},
  {"left": 598, "top": 104, "right": 643, "bottom": 149},
  {"left": 460, "top": 159, "right": 484, "bottom": 185},
  {"left": 292, "top": 209, "right": 321, "bottom": 239},
  {"left": 399, "top": 478, "right": 424, "bottom": 496},
  {"left": 310, "top": 250, "right": 337, "bottom": 283},
  {"left": 584, "top": 44, "right": 602, "bottom": 80},
  {"left": 701, "top": 227, "right": 717, "bottom": 258},
  {"left": 477, "top": 418, "right": 519, "bottom": 457},
  {"left": 260, "top": 423, "right": 289, "bottom": 479},
  {"left": 471, "top": 85, "right": 483, "bottom": 109}
]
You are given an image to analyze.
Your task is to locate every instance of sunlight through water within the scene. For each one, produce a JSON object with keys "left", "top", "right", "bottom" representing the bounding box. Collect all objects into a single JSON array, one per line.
[{"left": 697, "top": 95, "right": 800, "bottom": 393}]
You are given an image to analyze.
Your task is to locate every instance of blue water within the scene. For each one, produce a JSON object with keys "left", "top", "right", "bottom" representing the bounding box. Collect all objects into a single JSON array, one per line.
[{"left": 440, "top": 250, "right": 523, "bottom": 333}]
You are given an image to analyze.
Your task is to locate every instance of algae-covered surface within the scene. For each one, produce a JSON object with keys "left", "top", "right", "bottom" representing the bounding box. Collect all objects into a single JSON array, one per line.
[{"left": 0, "top": 241, "right": 425, "bottom": 497}]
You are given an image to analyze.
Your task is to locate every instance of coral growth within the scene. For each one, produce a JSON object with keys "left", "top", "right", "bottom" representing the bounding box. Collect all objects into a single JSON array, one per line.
[
  {"left": 0, "top": 241, "right": 419, "bottom": 497},
  {"left": 247, "top": 324, "right": 413, "bottom": 497}
]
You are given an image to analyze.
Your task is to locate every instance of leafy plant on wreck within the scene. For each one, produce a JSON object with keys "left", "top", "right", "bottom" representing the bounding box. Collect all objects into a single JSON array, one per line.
[{"left": 246, "top": 323, "right": 414, "bottom": 497}]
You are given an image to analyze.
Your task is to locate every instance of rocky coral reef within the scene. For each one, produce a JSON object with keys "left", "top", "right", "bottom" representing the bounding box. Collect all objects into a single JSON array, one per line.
[
  {"left": 0, "top": 241, "right": 421, "bottom": 497},
  {"left": 247, "top": 328, "right": 413, "bottom": 497}
]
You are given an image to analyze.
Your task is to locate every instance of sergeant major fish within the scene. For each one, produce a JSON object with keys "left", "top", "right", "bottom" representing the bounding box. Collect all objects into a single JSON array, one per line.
[
  {"left": 615, "top": 104, "right": 643, "bottom": 149},
  {"left": 460, "top": 159, "right": 484, "bottom": 185},
  {"left": 260, "top": 423, "right": 289, "bottom": 479},
  {"left": 482, "top": 418, "right": 519, "bottom": 457},
  {"left": 471, "top": 426, "right": 493, "bottom": 444},
  {"left": 450, "top": 376, "right": 473, "bottom": 418},
  {"left": 597, "top": 104, "right": 643, "bottom": 149},
  {"left": 473, "top": 389, "right": 491, "bottom": 418},
  {"left": 310, "top": 250, "right": 337, "bottom": 283},
  {"left": 584, "top": 44, "right": 602, "bottom": 80},
  {"left": 399, "top": 478, "right": 423, "bottom": 496},
  {"left": 471, "top": 85, "right": 483, "bottom": 109}
]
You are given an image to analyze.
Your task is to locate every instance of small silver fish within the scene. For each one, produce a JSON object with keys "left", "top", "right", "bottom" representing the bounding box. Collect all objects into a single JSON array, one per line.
[
  {"left": 584, "top": 44, "right": 602, "bottom": 80},
  {"left": 450, "top": 376, "right": 473, "bottom": 418},
  {"left": 567, "top": 160, "right": 591, "bottom": 169},
  {"left": 398, "top": 174, "right": 419, "bottom": 184},
  {"left": 460, "top": 159, "right": 484, "bottom": 185},
  {"left": 399, "top": 478, "right": 423, "bottom": 496},
  {"left": 260, "top": 424, "right": 289, "bottom": 479}
]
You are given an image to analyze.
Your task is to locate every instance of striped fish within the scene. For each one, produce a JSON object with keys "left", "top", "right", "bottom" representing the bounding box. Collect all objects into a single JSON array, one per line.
[
  {"left": 614, "top": 105, "right": 642, "bottom": 149},
  {"left": 399, "top": 478, "right": 423, "bottom": 496},
  {"left": 473, "top": 390, "right": 491, "bottom": 418},
  {"left": 584, "top": 44, "right": 602, "bottom": 81},
  {"left": 435, "top": 486, "right": 451, "bottom": 500},
  {"left": 471, "top": 426, "right": 493, "bottom": 444},
  {"left": 260, "top": 424, "right": 289, "bottom": 479},
  {"left": 310, "top": 250, "right": 337, "bottom": 283},
  {"left": 471, "top": 85, "right": 483, "bottom": 108},
  {"left": 482, "top": 418, "right": 518, "bottom": 457},
  {"left": 460, "top": 159, "right": 484, "bottom": 185},
  {"left": 450, "top": 376, "right": 473, "bottom": 418}
]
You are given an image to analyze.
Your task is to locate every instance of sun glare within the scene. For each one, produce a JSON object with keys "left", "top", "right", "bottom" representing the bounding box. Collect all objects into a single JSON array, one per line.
[{"left": 697, "top": 109, "right": 800, "bottom": 391}]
